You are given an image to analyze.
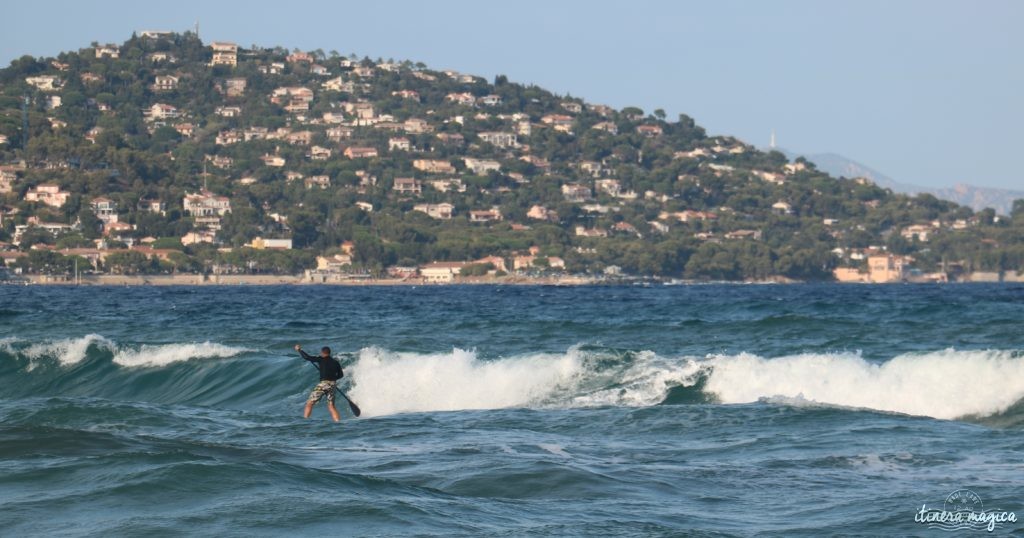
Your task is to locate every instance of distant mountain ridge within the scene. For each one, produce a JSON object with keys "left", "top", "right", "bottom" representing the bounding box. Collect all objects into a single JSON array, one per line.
[{"left": 782, "top": 151, "right": 1022, "bottom": 216}]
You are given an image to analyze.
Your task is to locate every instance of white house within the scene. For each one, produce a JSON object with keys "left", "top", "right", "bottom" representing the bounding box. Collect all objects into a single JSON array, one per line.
[{"left": 183, "top": 191, "right": 231, "bottom": 217}]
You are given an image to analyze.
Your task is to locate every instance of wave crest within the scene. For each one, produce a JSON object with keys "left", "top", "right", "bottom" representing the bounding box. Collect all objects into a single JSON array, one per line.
[{"left": 703, "top": 349, "right": 1024, "bottom": 420}]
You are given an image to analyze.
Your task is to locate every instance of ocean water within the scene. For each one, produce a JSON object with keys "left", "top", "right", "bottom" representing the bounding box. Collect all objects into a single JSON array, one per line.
[{"left": 1, "top": 284, "right": 1022, "bottom": 536}]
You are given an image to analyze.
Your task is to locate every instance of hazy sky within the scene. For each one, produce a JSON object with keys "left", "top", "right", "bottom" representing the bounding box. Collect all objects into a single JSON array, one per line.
[{"left": 3, "top": 0, "right": 1021, "bottom": 190}]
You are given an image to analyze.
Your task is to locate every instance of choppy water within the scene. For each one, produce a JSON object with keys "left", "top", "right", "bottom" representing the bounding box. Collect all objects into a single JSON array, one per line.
[{"left": 1, "top": 284, "right": 1022, "bottom": 536}]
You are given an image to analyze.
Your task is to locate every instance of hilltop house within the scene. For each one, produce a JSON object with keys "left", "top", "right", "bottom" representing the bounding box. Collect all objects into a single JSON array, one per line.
[
  {"left": 541, "top": 114, "right": 574, "bottom": 132},
  {"left": 392, "top": 90, "right": 420, "bottom": 101},
  {"left": 286, "top": 130, "right": 313, "bottom": 145},
  {"left": 95, "top": 44, "right": 120, "bottom": 58},
  {"left": 216, "top": 106, "right": 241, "bottom": 117},
  {"left": 561, "top": 101, "right": 583, "bottom": 113},
  {"left": 901, "top": 224, "right": 935, "bottom": 242},
  {"left": 436, "top": 133, "right": 465, "bottom": 146},
  {"left": 388, "top": 137, "right": 411, "bottom": 151},
  {"left": 152, "top": 75, "right": 179, "bottom": 91},
  {"left": 326, "top": 126, "right": 354, "bottom": 140},
  {"left": 477, "top": 94, "right": 502, "bottom": 106},
  {"left": 527, "top": 205, "right": 558, "bottom": 222},
  {"left": 174, "top": 123, "right": 194, "bottom": 137},
  {"left": 224, "top": 77, "right": 247, "bottom": 97},
  {"left": 146, "top": 103, "right": 179, "bottom": 121},
  {"left": 90, "top": 197, "right": 118, "bottom": 223},
  {"left": 304, "top": 175, "right": 331, "bottom": 189},
  {"left": 183, "top": 191, "right": 231, "bottom": 217},
  {"left": 478, "top": 131, "right": 517, "bottom": 148},
  {"left": 446, "top": 92, "right": 476, "bottom": 106},
  {"left": 393, "top": 177, "right": 422, "bottom": 195},
  {"left": 403, "top": 118, "right": 433, "bottom": 134},
  {"left": 249, "top": 237, "right": 293, "bottom": 250},
  {"left": 344, "top": 147, "right": 379, "bottom": 159},
  {"left": 430, "top": 179, "right": 465, "bottom": 193},
  {"left": 469, "top": 208, "right": 502, "bottom": 223},
  {"left": 575, "top": 226, "right": 608, "bottom": 238},
  {"left": 216, "top": 130, "right": 241, "bottom": 145},
  {"left": 413, "top": 159, "right": 456, "bottom": 174},
  {"left": 138, "top": 199, "right": 167, "bottom": 215},
  {"left": 595, "top": 179, "right": 622, "bottom": 197},
  {"left": 24, "top": 184, "right": 70, "bottom": 208},
  {"left": 561, "top": 184, "right": 593, "bottom": 202},
  {"left": 0, "top": 170, "right": 15, "bottom": 194},
  {"left": 287, "top": 51, "right": 314, "bottom": 64},
  {"left": 413, "top": 203, "right": 454, "bottom": 220},
  {"left": 636, "top": 124, "right": 663, "bottom": 137},
  {"left": 260, "top": 154, "right": 286, "bottom": 167},
  {"left": 210, "top": 42, "right": 238, "bottom": 66},
  {"left": 181, "top": 230, "right": 217, "bottom": 246},
  {"left": 25, "top": 75, "right": 61, "bottom": 91},
  {"left": 772, "top": 201, "right": 794, "bottom": 215},
  {"left": 308, "top": 146, "right": 332, "bottom": 160},
  {"left": 322, "top": 111, "right": 346, "bottom": 123},
  {"left": 463, "top": 158, "right": 501, "bottom": 175}
]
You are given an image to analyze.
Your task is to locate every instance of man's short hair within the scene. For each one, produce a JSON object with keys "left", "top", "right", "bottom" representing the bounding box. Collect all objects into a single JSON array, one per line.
[{"left": 321, "top": 346, "right": 332, "bottom": 356}]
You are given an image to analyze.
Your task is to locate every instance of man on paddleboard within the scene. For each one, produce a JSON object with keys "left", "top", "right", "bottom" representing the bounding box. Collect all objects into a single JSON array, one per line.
[{"left": 295, "top": 344, "right": 343, "bottom": 422}]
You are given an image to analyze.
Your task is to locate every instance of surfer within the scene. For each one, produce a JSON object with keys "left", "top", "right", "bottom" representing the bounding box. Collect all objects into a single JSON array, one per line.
[{"left": 295, "top": 344, "right": 343, "bottom": 422}]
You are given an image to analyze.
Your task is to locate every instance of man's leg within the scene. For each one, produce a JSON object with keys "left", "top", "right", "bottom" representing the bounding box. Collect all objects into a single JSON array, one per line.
[
  {"left": 304, "top": 400, "right": 314, "bottom": 418},
  {"left": 327, "top": 401, "right": 341, "bottom": 422}
]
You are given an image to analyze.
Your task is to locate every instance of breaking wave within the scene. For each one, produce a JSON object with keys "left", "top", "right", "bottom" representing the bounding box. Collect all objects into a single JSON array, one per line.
[{"left": 2, "top": 336, "right": 1023, "bottom": 421}]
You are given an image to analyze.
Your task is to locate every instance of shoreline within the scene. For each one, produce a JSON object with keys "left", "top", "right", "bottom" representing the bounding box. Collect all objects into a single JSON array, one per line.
[
  {"left": 5, "top": 273, "right": 1022, "bottom": 286},
  {"left": 12, "top": 274, "right": 602, "bottom": 286}
]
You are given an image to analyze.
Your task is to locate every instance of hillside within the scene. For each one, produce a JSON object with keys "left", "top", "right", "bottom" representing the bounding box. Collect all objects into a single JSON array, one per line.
[{"left": 1, "top": 32, "right": 1022, "bottom": 282}]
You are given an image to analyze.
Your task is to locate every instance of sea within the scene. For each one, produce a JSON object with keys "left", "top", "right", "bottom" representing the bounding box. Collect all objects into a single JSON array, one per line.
[{"left": 1, "top": 284, "right": 1022, "bottom": 537}]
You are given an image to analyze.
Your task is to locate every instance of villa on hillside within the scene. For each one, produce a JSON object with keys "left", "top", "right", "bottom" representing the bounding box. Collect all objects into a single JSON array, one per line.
[
  {"left": 413, "top": 203, "right": 454, "bottom": 220},
  {"left": 393, "top": 178, "right": 422, "bottom": 195},
  {"left": 24, "top": 184, "right": 70, "bottom": 208},
  {"left": 183, "top": 191, "right": 231, "bottom": 217}
]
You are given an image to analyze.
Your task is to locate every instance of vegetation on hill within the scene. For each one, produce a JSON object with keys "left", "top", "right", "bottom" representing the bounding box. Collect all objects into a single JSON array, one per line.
[{"left": 1, "top": 32, "right": 1022, "bottom": 280}]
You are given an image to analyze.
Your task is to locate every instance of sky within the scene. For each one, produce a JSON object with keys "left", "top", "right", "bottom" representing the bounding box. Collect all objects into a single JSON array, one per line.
[{"left": 3, "top": 0, "right": 1021, "bottom": 190}]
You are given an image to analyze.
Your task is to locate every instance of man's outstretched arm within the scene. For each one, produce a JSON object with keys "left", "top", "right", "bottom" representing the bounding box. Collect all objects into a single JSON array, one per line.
[{"left": 294, "top": 344, "right": 317, "bottom": 363}]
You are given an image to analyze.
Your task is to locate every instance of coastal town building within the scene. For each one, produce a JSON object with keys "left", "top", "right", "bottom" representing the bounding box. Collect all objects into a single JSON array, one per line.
[
  {"left": 24, "top": 184, "right": 70, "bottom": 208},
  {"left": 463, "top": 158, "right": 501, "bottom": 175},
  {"left": 344, "top": 147, "right": 379, "bottom": 159},
  {"left": 413, "top": 159, "right": 456, "bottom": 174},
  {"left": 469, "top": 208, "right": 502, "bottom": 223},
  {"left": 478, "top": 131, "right": 517, "bottom": 148},
  {"left": 413, "top": 203, "right": 454, "bottom": 220},
  {"left": 152, "top": 75, "right": 179, "bottom": 91},
  {"left": 183, "top": 191, "right": 231, "bottom": 217},
  {"left": 210, "top": 42, "right": 238, "bottom": 66},
  {"left": 249, "top": 237, "right": 293, "bottom": 250},
  {"left": 420, "top": 262, "right": 466, "bottom": 283},
  {"left": 393, "top": 178, "right": 422, "bottom": 195}
]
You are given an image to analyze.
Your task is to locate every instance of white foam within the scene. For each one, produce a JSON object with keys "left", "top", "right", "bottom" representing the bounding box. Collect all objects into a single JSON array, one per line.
[
  {"left": 344, "top": 346, "right": 1024, "bottom": 420},
  {"left": 112, "top": 342, "right": 249, "bottom": 367},
  {"left": 346, "top": 347, "right": 584, "bottom": 417},
  {"left": 22, "top": 334, "right": 114, "bottom": 365},
  {"left": 703, "top": 350, "right": 1024, "bottom": 420},
  {"left": 568, "top": 351, "right": 702, "bottom": 407}
]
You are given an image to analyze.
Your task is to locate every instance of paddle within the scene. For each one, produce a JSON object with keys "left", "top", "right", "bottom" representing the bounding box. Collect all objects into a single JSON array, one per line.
[
  {"left": 296, "top": 353, "right": 362, "bottom": 417},
  {"left": 333, "top": 386, "right": 362, "bottom": 417}
]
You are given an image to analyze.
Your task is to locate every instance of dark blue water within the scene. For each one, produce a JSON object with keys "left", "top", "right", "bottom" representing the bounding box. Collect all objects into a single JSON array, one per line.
[{"left": 1, "top": 284, "right": 1022, "bottom": 536}]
